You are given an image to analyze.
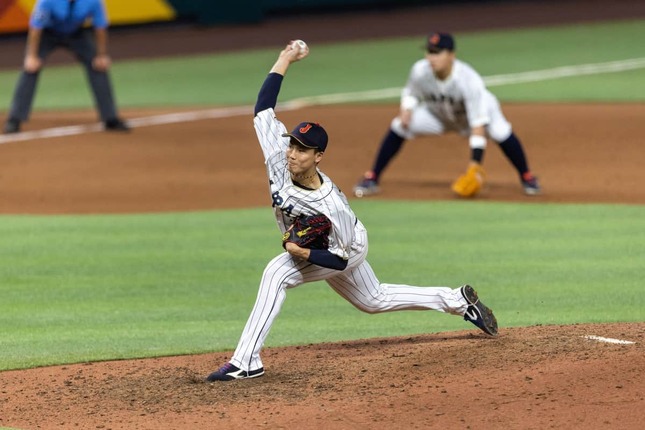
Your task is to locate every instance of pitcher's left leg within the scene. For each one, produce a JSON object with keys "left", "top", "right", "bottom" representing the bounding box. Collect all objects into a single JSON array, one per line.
[{"left": 326, "top": 260, "right": 467, "bottom": 315}]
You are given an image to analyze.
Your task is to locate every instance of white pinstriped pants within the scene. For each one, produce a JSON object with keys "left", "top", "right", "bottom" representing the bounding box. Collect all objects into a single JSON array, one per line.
[{"left": 230, "top": 222, "right": 469, "bottom": 371}]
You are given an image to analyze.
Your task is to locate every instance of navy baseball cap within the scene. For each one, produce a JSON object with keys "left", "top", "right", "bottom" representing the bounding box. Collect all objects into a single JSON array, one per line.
[
  {"left": 426, "top": 32, "right": 455, "bottom": 52},
  {"left": 282, "top": 122, "right": 328, "bottom": 152}
]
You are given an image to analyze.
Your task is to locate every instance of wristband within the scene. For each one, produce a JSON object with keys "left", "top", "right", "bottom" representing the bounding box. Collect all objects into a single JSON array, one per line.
[{"left": 469, "top": 135, "right": 487, "bottom": 149}]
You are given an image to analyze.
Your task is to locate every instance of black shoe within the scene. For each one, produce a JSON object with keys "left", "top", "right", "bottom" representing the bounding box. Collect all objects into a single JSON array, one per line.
[
  {"left": 3, "top": 118, "right": 21, "bottom": 134},
  {"left": 353, "top": 171, "right": 380, "bottom": 198},
  {"left": 104, "top": 118, "right": 130, "bottom": 132},
  {"left": 206, "top": 362, "right": 265, "bottom": 382},
  {"left": 521, "top": 172, "right": 541, "bottom": 196},
  {"left": 461, "top": 285, "right": 498, "bottom": 336}
]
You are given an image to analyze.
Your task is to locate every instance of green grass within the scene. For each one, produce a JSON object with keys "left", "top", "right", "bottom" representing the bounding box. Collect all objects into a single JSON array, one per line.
[
  {"left": 0, "top": 19, "right": 643, "bottom": 373},
  {"left": 492, "top": 67, "right": 645, "bottom": 102},
  {"left": 456, "top": 20, "right": 645, "bottom": 73},
  {"left": 1, "top": 201, "right": 643, "bottom": 371},
  {"left": 0, "top": 19, "right": 643, "bottom": 110}
]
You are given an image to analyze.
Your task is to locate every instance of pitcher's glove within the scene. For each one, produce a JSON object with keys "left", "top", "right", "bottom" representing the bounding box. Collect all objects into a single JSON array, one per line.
[
  {"left": 451, "top": 164, "right": 486, "bottom": 198},
  {"left": 282, "top": 214, "right": 332, "bottom": 250}
]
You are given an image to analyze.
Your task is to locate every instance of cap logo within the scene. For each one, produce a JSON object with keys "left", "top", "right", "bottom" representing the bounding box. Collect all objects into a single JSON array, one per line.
[
  {"left": 299, "top": 123, "right": 313, "bottom": 133},
  {"left": 430, "top": 34, "right": 440, "bottom": 45}
]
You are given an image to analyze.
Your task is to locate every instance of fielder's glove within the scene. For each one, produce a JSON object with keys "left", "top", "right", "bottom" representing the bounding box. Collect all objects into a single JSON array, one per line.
[
  {"left": 282, "top": 214, "right": 332, "bottom": 250},
  {"left": 451, "top": 164, "right": 485, "bottom": 198}
]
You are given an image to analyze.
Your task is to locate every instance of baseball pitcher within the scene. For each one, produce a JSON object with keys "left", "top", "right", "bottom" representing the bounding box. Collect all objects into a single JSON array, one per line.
[{"left": 206, "top": 41, "right": 498, "bottom": 382}]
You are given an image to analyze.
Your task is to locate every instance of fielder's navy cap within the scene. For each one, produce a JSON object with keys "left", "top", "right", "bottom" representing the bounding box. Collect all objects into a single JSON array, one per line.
[
  {"left": 426, "top": 32, "right": 455, "bottom": 52},
  {"left": 282, "top": 122, "right": 328, "bottom": 152}
]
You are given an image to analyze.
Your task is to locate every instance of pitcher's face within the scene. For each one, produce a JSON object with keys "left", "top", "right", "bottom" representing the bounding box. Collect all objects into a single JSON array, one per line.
[{"left": 286, "top": 142, "right": 322, "bottom": 176}]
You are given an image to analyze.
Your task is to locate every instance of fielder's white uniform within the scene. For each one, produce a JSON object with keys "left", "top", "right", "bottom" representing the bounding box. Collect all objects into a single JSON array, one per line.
[
  {"left": 228, "top": 105, "right": 471, "bottom": 373},
  {"left": 393, "top": 58, "right": 512, "bottom": 147}
]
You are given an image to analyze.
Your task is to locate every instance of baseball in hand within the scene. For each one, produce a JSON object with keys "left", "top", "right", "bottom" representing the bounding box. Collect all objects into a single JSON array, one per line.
[{"left": 290, "top": 39, "right": 309, "bottom": 59}]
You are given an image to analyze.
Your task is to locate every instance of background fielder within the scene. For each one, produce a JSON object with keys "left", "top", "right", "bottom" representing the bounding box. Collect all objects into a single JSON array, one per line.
[
  {"left": 354, "top": 32, "right": 540, "bottom": 198},
  {"left": 206, "top": 41, "right": 498, "bottom": 382}
]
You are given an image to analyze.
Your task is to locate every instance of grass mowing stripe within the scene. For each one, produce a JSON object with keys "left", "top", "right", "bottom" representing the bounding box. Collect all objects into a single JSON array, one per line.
[{"left": 1, "top": 201, "right": 643, "bottom": 371}]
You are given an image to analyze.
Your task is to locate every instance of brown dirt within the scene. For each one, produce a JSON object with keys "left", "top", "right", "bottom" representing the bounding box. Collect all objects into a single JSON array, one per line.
[
  {"left": 2, "top": 2, "right": 645, "bottom": 429},
  {"left": 0, "top": 324, "right": 643, "bottom": 430},
  {"left": 1, "top": 102, "right": 643, "bottom": 430},
  {"left": 1, "top": 103, "right": 645, "bottom": 215}
]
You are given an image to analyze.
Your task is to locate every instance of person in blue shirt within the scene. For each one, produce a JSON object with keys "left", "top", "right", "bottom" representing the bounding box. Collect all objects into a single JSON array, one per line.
[{"left": 3, "top": 0, "right": 129, "bottom": 134}]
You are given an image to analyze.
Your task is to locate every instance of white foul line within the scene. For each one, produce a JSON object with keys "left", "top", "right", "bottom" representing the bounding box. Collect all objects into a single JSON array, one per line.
[
  {"left": 1, "top": 57, "right": 643, "bottom": 145},
  {"left": 484, "top": 57, "right": 645, "bottom": 86},
  {"left": 583, "top": 335, "right": 636, "bottom": 345}
]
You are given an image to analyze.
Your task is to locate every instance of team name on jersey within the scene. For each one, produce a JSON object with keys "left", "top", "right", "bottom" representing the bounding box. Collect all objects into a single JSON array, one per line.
[{"left": 427, "top": 93, "right": 461, "bottom": 105}]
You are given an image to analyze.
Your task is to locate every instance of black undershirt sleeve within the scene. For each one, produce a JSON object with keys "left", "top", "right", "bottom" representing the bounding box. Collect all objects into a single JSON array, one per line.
[
  {"left": 307, "top": 249, "right": 348, "bottom": 271},
  {"left": 254, "top": 73, "right": 284, "bottom": 115},
  {"left": 471, "top": 147, "right": 484, "bottom": 163}
]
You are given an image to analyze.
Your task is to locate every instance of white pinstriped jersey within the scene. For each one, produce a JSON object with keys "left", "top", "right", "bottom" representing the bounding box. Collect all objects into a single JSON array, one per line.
[
  {"left": 253, "top": 108, "right": 356, "bottom": 260},
  {"left": 226, "top": 69, "right": 478, "bottom": 375},
  {"left": 402, "top": 59, "right": 492, "bottom": 130}
]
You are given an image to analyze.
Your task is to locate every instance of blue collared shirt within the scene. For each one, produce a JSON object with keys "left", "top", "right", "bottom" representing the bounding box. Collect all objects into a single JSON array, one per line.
[{"left": 30, "top": 0, "right": 108, "bottom": 34}]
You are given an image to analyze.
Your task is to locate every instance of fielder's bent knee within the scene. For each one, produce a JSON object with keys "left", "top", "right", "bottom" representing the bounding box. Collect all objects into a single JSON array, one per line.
[
  {"left": 391, "top": 118, "right": 415, "bottom": 140},
  {"left": 488, "top": 122, "right": 512, "bottom": 143}
]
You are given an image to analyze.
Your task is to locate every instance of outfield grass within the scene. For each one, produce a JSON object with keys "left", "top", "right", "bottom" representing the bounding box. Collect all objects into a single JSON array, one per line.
[
  {"left": 0, "top": 19, "right": 643, "bottom": 109},
  {"left": 1, "top": 201, "right": 643, "bottom": 371}
]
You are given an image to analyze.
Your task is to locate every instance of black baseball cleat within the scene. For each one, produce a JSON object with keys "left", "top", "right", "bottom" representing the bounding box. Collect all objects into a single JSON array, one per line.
[
  {"left": 3, "top": 118, "right": 21, "bottom": 134},
  {"left": 206, "top": 362, "right": 265, "bottom": 382},
  {"left": 461, "top": 284, "right": 498, "bottom": 336},
  {"left": 104, "top": 117, "right": 130, "bottom": 132}
]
